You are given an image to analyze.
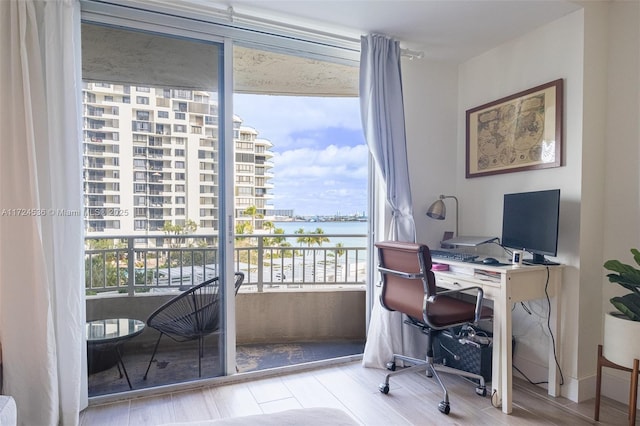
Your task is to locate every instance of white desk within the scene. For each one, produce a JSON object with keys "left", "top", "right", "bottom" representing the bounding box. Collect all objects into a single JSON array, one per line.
[{"left": 432, "top": 259, "right": 563, "bottom": 414}]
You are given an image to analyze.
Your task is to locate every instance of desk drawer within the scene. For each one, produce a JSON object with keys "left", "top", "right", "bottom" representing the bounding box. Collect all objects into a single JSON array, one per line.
[
  {"left": 434, "top": 272, "right": 500, "bottom": 297},
  {"left": 435, "top": 272, "right": 481, "bottom": 288}
]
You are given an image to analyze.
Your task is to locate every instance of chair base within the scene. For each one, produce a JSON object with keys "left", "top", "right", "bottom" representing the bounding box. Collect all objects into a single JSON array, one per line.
[{"left": 378, "top": 353, "right": 487, "bottom": 415}]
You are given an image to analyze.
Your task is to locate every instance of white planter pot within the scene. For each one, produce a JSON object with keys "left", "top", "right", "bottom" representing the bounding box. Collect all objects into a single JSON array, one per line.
[{"left": 603, "top": 311, "right": 640, "bottom": 369}]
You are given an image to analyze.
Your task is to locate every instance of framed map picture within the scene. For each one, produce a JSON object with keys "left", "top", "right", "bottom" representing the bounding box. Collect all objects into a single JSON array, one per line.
[{"left": 466, "top": 79, "right": 563, "bottom": 178}]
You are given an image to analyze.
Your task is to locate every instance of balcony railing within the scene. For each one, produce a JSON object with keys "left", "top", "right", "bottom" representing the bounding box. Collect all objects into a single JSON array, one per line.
[{"left": 85, "top": 233, "right": 367, "bottom": 295}]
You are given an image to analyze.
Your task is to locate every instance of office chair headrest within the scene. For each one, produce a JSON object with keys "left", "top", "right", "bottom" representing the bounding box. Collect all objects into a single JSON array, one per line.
[{"left": 374, "top": 241, "right": 433, "bottom": 271}]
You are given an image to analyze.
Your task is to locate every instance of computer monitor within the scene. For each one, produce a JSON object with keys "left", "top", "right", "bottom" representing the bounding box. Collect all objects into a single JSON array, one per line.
[{"left": 501, "top": 189, "right": 560, "bottom": 265}]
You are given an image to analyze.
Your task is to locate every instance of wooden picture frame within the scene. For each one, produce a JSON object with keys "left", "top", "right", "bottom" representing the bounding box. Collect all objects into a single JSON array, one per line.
[{"left": 466, "top": 79, "right": 563, "bottom": 178}]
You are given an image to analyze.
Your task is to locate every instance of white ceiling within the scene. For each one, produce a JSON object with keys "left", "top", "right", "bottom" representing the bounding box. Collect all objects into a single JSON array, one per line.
[{"left": 218, "top": 0, "right": 584, "bottom": 62}]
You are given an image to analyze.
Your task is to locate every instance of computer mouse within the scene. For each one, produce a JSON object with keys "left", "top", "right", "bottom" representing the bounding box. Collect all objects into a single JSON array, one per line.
[{"left": 482, "top": 257, "right": 499, "bottom": 265}]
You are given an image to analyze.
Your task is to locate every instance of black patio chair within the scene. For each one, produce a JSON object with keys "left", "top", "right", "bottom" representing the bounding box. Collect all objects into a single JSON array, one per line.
[{"left": 143, "top": 272, "right": 245, "bottom": 379}]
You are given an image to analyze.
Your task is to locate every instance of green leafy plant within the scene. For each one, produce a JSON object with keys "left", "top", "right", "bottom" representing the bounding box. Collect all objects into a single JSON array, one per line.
[{"left": 604, "top": 248, "right": 640, "bottom": 321}]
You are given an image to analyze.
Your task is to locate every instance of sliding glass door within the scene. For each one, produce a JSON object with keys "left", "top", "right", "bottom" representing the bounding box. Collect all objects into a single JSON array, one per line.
[
  {"left": 82, "top": 19, "right": 231, "bottom": 395},
  {"left": 81, "top": 0, "right": 368, "bottom": 398},
  {"left": 232, "top": 43, "right": 368, "bottom": 372}
]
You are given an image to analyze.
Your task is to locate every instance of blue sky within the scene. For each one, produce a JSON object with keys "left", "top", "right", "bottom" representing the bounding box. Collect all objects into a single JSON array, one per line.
[{"left": 234, "top": 95, "right": 368, "bottom": 217}]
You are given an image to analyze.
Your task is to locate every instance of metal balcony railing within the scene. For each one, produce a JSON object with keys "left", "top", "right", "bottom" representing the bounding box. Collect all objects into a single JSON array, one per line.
[{"left": 85, "top": 233, "right": 367, "bottom": 296}]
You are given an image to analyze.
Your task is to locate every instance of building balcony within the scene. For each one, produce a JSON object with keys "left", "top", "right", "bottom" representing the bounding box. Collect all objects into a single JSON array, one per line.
[
  {"left": 255, "top": 193, "right": 274, "bottom": 199},
  {"left": 85, "top": 233, "right": 367, "bottom": 396}
]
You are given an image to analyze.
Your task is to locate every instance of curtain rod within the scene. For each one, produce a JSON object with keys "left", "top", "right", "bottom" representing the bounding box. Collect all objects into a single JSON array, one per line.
[{"left": 224, "top": 6, "right": 424, "bottom": 59}]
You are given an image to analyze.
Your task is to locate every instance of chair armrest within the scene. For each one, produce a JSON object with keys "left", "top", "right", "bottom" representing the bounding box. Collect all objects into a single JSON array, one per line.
[
  {"left": 428, "top": 286, "right": 485, "bottom": 323},
  {"left": 377, "top": 266, "right": 424, "bottom": 280}
]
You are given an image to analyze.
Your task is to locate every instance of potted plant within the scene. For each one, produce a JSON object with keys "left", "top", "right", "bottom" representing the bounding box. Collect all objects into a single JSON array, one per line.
[{"left": 602, "top": 248, "right": 640, "bottom": 368}]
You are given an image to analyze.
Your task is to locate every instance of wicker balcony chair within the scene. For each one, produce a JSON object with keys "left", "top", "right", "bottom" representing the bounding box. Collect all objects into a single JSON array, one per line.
[{"left": 143, "top": 272, "right": 245, "bottom": 379}]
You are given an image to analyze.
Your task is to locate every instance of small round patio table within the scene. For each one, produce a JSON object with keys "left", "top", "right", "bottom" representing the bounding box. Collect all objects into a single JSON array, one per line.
[{"left": 86, "top": 318, "right": 145, "bottom": 389}]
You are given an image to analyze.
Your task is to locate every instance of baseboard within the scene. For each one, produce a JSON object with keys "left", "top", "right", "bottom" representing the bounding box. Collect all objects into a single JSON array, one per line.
[
  {"left": 564, "top": 373, "right": 591, "bottom": 403},
  {"left": 601, "top": 369, "right": 639, "bottom": 405},
  {"left": 513, "top": 353, "right": 586, "bottom": 403},
  {"left": 514, "top": 353, "right": 639, "bottom": 405}
]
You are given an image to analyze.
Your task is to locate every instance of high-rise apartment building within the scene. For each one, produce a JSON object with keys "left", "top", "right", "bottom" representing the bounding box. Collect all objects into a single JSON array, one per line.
[
  {"left": 233, "top": 123, "right": 275, "bottom": 232},
  {"left": 82, "top": 82, "right": 274, "bottom": 237}
]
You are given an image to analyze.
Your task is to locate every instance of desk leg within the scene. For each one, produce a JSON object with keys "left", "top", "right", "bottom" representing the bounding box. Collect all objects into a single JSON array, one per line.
[
  {"left": 501, "top": 294, "right": 513, "bottom": 414},
  {"left": 548, "top": 292, "right": 561, "bottom": 397},
  {"left": 491, "top": 304, "right": 503, "bottom": 410}
]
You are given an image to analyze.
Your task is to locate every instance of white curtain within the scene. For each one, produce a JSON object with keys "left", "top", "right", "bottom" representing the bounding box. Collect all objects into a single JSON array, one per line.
[
  {"left": 0, "top": 1, "right": 86, "bottom": 425},
  {"left": 359, "top": 34, "right": 418, "bottom": 368}
]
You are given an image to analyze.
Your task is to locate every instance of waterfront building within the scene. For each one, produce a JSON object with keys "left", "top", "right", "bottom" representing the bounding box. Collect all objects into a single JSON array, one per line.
[
  {"left": 82, "top": 83, "right": 274, "bottom": 238},
  {"left": 233, "top": 124, "right": 275, "bottom": 232}
]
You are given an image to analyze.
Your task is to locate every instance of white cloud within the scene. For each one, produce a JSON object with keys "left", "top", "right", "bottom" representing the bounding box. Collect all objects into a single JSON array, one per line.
[
  {"left": 274, "top": 144, "right": 368, "bottom": 179},
  {"left": 235, "top": 95, "right": 361, "bottom": 148},
  {"left": 234, "top": 94, "right": 367, "bottom": 216},
  {"left": 271, "top": 144, "right": 368, "bottom": 215}
]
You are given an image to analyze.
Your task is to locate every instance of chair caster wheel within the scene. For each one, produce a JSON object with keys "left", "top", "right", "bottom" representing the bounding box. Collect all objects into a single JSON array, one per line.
[
  {"left": 438, "top": 401, "right": 450, "bottom": 414},
  {"left": 386, "top": 362, "right": 396, "bottom": 371},
  {"left": 379, "top": 383, "right": 390, "bottom": 394},
  {"left": 475, "top": 386, "right": 487, "bottom": 397}
]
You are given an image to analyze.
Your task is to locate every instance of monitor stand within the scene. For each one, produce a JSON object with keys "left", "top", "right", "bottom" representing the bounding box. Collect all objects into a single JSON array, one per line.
[{"left": 523, "top": 253, "right": 560, "bottom": 266}]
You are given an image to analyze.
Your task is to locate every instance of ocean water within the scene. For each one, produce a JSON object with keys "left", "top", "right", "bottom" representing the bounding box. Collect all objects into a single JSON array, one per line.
[{"left": 273, "top": 221, "right": 368, "bottom": 248}]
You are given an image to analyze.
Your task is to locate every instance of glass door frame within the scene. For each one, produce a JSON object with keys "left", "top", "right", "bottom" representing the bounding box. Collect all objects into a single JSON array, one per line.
[{"left": 220, "top": 37, "right": 236, "bottom": 376}]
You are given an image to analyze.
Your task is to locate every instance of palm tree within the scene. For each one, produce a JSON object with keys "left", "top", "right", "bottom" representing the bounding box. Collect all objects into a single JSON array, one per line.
[
  {"left": 265, "top": 227, "right": 287, "bottom": 247},
  {"left": 295, "top": 227, "right": 330, "bottom": 247},
  {"left": 244, "top": 205, "right": 257, "bottom": 217},
  {"left": 162, "top": 221, "right": 181, "bottom": 235},
  {"left": 263, "top": 221, "right": 275, "bottom": 232},
  {"left": 311, "top": 227, "right": 331, "bottom": 247},
  {"left": 235, "top": 221, "right": 253, "bottom": 236},
  {"left": 162, "top": 219, "right": 199, "bottom": 247},
  {"left": 295, "top": 228, "right": 312, "bottom": 247},
  {"left": 243, "top": 205, "right": 263, "bottom": 230},
  {"left": 183, "top": 219, "right": 198, "bottom": 235}
]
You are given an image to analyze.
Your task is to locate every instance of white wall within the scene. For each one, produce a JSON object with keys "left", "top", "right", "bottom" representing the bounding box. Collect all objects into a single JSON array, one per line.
[
  {"left": 600, "top": 0, "right": 640, "bottom": 404},
  {"left": 576, "top": 1, "right": 609, "bottom": 403},
  {"left": 457, "top": 9, "right": 586, "bottom": 402},
  {"left": 402, "top": 59, "right": 459, "bottom": 245},
  {"left": 602, "top": 2, "right": 640, "bottom": 307}
]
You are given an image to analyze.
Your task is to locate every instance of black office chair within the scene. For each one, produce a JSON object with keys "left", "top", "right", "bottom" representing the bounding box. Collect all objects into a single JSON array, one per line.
[
  {"left": 375, "top": 241, "right": 492, "bottom": 415},
  {"left": 143, "top": 272, "right": 244, "bottom": 379}
]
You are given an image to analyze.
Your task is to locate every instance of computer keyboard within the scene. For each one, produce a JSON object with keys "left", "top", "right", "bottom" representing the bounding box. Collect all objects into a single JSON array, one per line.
[{"left": 430, "top": 249, "right": 478, "bottom": 262}]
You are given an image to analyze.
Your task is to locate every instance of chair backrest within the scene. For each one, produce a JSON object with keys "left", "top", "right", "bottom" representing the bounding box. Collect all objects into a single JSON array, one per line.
[
  {"left": 147, "top": 272, "right": 244, "bottom": 341},
  {"left": 375, "top": 241, "right": 436, "bottom": 321},
  {"left": 234, "top": 271, "right": 245, "bottom": 295}
]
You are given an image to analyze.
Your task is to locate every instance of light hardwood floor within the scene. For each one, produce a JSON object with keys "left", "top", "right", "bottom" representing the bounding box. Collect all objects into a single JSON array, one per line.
[{"left": 80, "top": 360, "right": 632, "bottom": 425}]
